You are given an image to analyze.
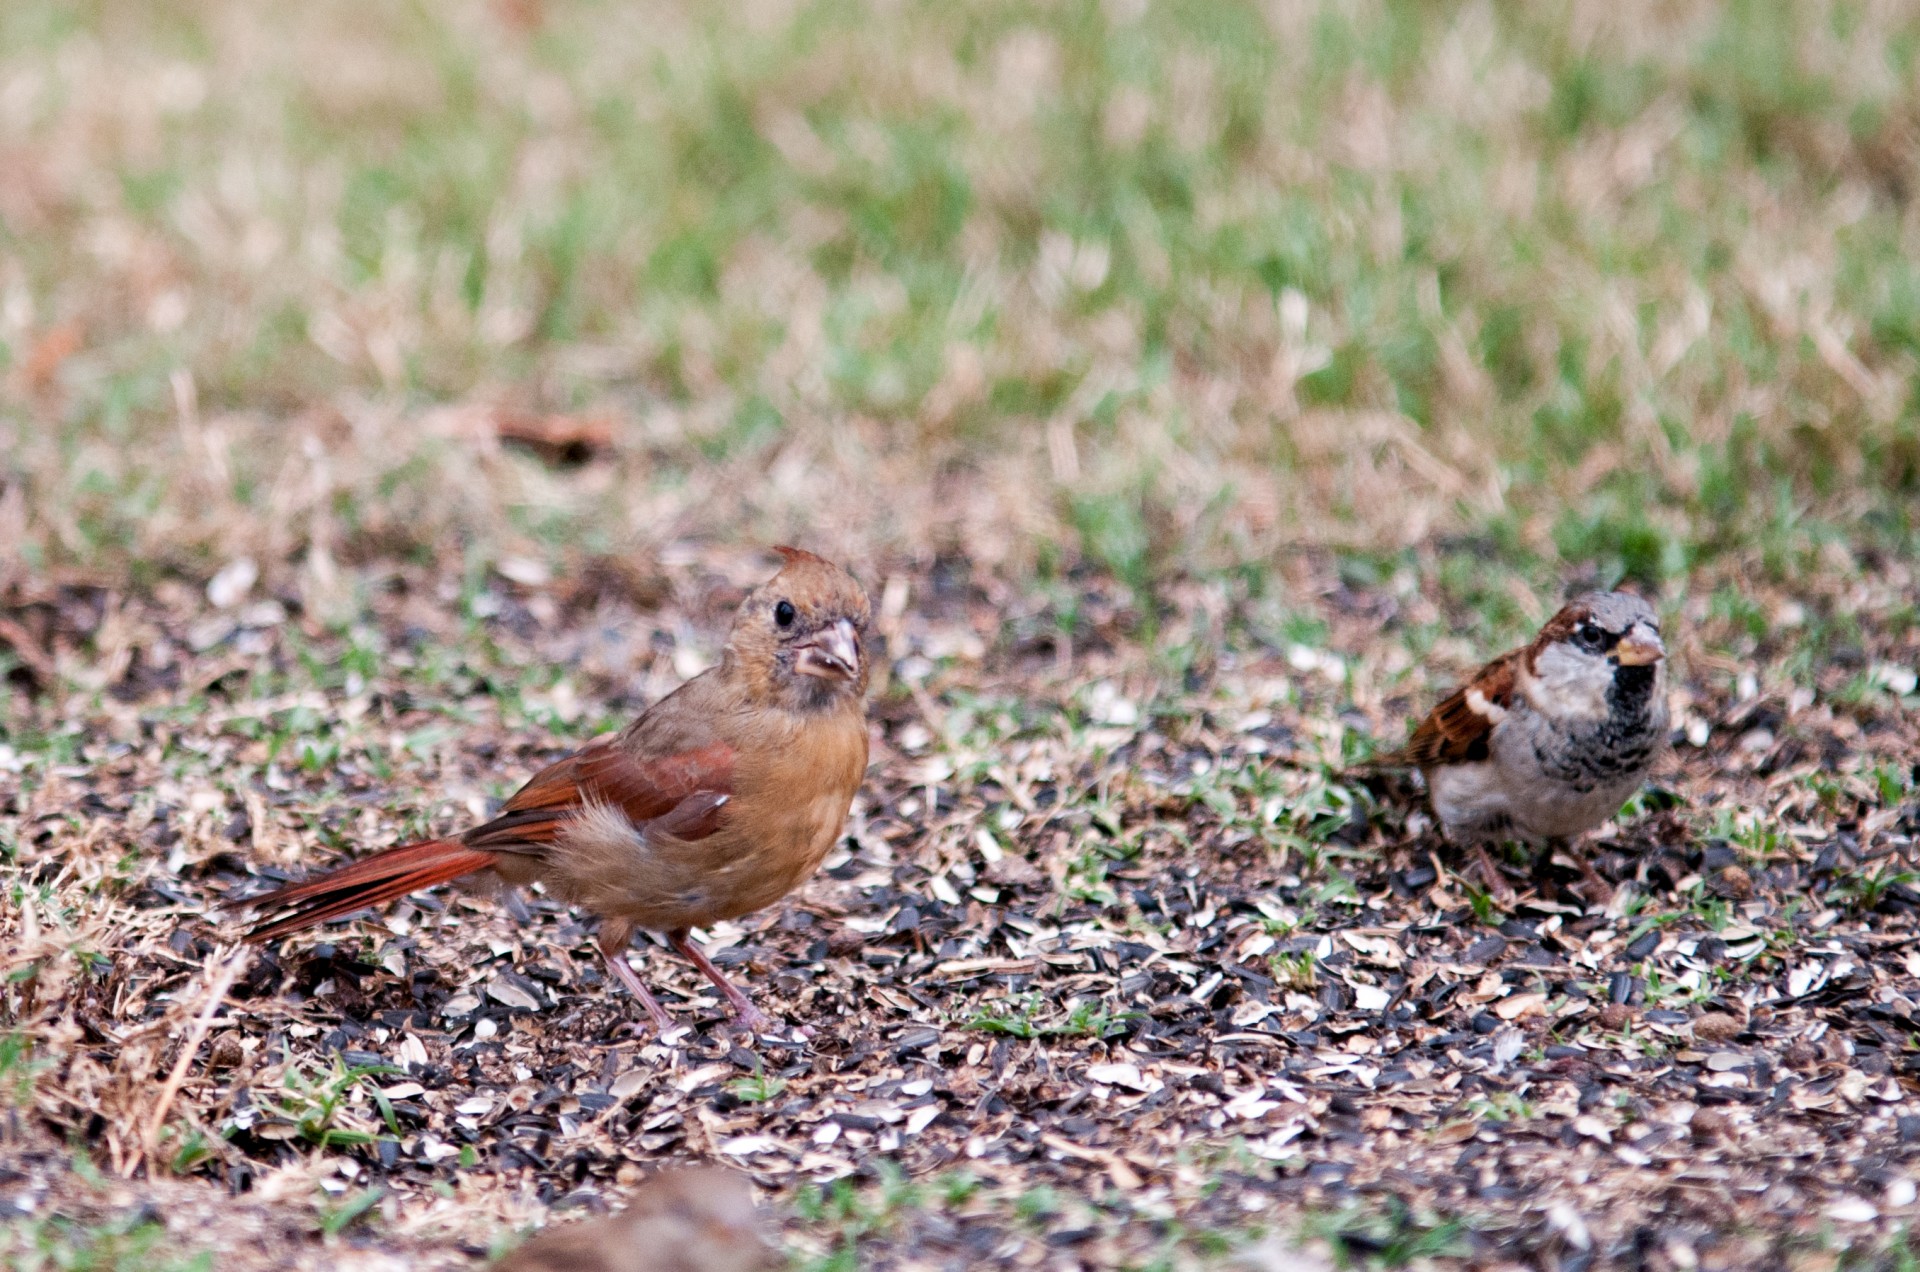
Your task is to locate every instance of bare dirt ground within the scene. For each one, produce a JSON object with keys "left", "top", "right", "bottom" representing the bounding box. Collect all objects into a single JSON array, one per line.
[{"left": 4, "top": 547, "right": 1918, "bottom": 1269}]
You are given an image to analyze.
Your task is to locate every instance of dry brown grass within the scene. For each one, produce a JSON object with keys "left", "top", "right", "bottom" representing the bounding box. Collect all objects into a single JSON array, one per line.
[{"left": 1, "top": 0, "right": 1917, "bottom": 606}]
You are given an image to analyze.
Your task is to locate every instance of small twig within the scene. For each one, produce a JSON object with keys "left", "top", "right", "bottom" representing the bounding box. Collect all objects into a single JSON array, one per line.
[
  {"left": 0, "top": 613, "right": 55, "bottom": 684},
  {"left": 139, "top": 944, "right": 250, "bottom": 1173}
]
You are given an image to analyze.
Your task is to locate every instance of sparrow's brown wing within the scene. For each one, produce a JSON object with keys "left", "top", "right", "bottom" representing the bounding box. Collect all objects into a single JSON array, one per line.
[
  {"left": 464, "top": 735, "right": 737, "bottom": 852},
  {"left": 1373, "top": 649, "right": 1520, "bottom": 768}
]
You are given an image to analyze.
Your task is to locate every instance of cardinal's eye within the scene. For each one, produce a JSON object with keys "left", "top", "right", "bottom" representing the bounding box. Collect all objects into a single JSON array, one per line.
[{"left": 774, "top": 600, "right": 796, "bottom": 628}]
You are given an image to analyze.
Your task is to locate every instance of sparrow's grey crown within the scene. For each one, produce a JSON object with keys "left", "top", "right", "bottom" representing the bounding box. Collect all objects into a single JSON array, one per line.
[{"left": 1570, "top": 590, "right": 1659, "bottom": 633}]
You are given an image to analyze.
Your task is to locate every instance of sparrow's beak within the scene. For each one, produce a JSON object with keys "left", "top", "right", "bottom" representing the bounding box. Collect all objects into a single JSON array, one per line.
[
  {"left": 795, "top": 618, "right": 861, "bottom": 681},
  {"left": 1612, "top": 625, "right": 1665, "bottom": 667}
]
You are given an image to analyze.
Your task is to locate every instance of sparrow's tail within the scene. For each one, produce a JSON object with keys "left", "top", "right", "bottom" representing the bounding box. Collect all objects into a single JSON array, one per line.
[{"left": 241, "top": 839, "right": 494, "bottom": 943}]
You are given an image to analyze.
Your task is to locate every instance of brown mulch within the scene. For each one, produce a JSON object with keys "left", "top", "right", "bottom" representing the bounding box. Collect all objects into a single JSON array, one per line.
[{"left": 2, "top": 551, "right": 1918, "bottom": 1269}]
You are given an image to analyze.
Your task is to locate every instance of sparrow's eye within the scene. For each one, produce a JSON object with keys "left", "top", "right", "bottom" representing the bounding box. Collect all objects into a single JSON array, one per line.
[
  {"left": 774, "top": 600, "right": 796, "bottom": 629},
  {"left": 1575, "top": 621, "right": 1607, "bottom": 652}
]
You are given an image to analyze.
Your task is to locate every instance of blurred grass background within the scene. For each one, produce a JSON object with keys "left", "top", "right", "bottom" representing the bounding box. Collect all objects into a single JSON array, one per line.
[
  {"left": 3, "top": 8, "right": 1919, "bottom": 1265},
  {"left": 1, "top": 0, "right": 1917, "bottom": 613}
]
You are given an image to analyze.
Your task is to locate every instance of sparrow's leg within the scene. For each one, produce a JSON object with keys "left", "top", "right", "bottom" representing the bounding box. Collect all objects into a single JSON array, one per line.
[
  {"left": 670, "top": 929, "right": 772, "bottom": 1032},
  {"left": 1471, "top": 844, "right": 1518, "bottom": 907},
  {"left": 1566, "top": 842, "right": 1615, "bottom": 908},
  {"left": 597, "top": 927, "right": 673, "bottom": 1032}
]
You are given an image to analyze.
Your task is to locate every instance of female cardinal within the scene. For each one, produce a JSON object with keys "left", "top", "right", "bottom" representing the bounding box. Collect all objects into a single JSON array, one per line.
[{"left": 242, "top": 548, "right": 872, "bottom": 1032}]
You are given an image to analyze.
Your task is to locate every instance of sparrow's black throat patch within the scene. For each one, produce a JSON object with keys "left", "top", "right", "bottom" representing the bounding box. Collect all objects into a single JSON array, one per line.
[
  {"left": 1607, "top": 662, "right": 1658, "bottom": 719},
  {"left": 1537, "top": 661, "right": 1663, "bottom": 789}
]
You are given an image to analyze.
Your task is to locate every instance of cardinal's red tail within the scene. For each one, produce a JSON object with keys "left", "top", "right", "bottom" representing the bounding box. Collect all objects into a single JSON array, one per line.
[{"left": 241, "top": 839, "right": 495, "bottom": 943}]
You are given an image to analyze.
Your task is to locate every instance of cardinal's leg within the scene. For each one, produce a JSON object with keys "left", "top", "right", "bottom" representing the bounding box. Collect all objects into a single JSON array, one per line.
[
  {"left": 597, "top": 925, "right": 672, "bottom": 1032},
  {"left": 669, "top": 929, "right": 771, "bottom": 1032}
]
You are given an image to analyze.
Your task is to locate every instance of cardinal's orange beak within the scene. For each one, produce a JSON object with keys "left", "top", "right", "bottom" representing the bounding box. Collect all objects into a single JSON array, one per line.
[{"left": 795, "top": 618, "right": 861, "bottom": 681}]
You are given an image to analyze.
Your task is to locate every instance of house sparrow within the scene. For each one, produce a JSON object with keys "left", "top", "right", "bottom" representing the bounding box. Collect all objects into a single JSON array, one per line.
[
  {"left": 491, "top": 1166, "right": 779, "bottom": 1272},
  {"left": 1371, "top": 591, "right": 1669, "bottom": 895},
  {"left": 240, "top": 548, "right": 872, "bottom": 1032}
]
